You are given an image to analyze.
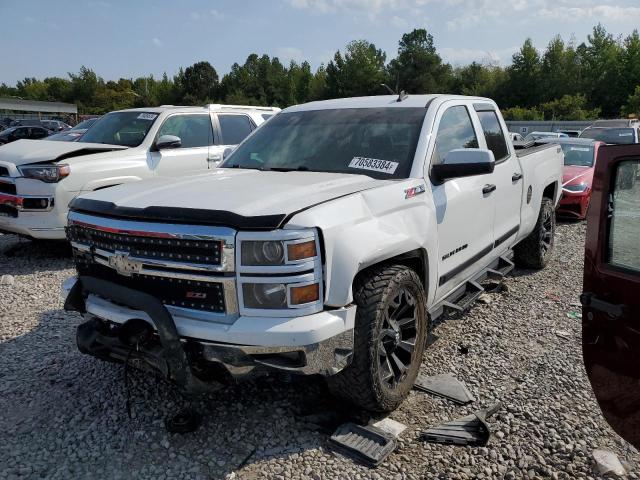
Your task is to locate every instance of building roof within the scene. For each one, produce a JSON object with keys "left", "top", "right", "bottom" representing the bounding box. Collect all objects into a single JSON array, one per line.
[{"left": 0, "top": 98, "right": 77, "bottom": 114}]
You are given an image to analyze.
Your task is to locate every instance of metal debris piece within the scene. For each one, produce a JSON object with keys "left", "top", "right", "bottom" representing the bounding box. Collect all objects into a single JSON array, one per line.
[
  {"left": 330, "top": 422, "right": 397, "bottom": 467},
  {"left": 370, "top": 417, "right": 407, "bottom": 438},
  {"left": 592, "top": 449, "right": 626, "bottom": 477},
  {"left": 414, "top": 373, "right": 476, "bottom": 405},
  {"left": 422, "top": 403, "right": 501, "bottom": 447},
  {"left": 555, "top": 330, "right": 571, "bottom": 340}
]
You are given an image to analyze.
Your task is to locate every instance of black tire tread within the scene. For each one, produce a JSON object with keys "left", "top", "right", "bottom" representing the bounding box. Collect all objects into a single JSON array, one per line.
[
  {"left": 326, "top": 264, "right": 427, "bottom": 412},
  {"left": 514, "top": 197, "right": 555, "bottom": 269}
]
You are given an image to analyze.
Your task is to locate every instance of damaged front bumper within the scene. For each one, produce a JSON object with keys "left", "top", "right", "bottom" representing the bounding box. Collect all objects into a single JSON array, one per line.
[{"left": 64, "top": 276, "right": 355, "bottom": 393}]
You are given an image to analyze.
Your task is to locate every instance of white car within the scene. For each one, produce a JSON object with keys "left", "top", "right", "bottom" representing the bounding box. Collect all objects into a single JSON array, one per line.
[
  {"left": 63, "top": 94, "right": 562, "bottom": 412},
  {"left": 0, "top": 104, "right": 279, "bottom": 239}
]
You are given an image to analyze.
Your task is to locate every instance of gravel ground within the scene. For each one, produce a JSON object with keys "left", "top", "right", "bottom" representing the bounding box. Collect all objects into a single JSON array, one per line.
[{"left": 0, "top": 222, "right": 638, "bottom": 479}]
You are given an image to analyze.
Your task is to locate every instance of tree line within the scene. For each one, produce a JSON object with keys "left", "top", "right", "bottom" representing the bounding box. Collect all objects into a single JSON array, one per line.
[{"left": 2, "top": 24, "right": 639, "bottom": 120}]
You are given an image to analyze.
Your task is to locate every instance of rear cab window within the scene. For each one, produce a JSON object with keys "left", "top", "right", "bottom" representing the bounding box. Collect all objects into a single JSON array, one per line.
[{"left": 476, "top": 110, "right": 509, "bottom": 162}]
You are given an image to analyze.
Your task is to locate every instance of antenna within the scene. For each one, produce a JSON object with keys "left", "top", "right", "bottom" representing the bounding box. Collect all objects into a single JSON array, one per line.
[
  {"left": 397, "top": 90, "right": 409, "bottom": 102},
  {"left": 380, "top": 84, "right": 396, "bottom": 95}
]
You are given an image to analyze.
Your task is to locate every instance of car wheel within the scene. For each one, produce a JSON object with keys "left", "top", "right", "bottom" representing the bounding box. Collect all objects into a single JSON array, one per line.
[
  {"left": 326, "top": 265, "right": 428, "bottom": 412},
  {"left": 514, "top": 197, "right": 556, "bottom": 269}
]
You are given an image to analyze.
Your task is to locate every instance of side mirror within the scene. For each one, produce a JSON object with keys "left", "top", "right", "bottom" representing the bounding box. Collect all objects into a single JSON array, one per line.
[
  {"left": 223, "top": 147, "right": 235, "bottom": 160},
  {"left": 155, "top": 135, "right": 181, "bottom": 150},
  {"left": 432, "top": 149, "right": 495, "bottom": 183}
]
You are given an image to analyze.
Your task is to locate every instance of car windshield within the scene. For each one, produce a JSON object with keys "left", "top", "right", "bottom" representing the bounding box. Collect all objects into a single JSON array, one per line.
[
  {"left": 580, "top": 128, "right": 636, "bottom": 144},
  {"left": 560, "top": 144, "right": 595, "bottom": 167},
  {"left": 222, "top": 108, "right": 426, "bottom": 179},
  {"left": 79, "top": 111, "right": 158, "bottom": 147},
  {"left": 0, "top": 128, "right": 15, "bottom": 138},
  {"left": 72, "top": 119, "right": 96, "bottom": 130}
]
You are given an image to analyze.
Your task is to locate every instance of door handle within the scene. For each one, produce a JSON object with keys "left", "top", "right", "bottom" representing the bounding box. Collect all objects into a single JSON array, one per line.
[
  {"left": 580, "top": 292, "right": 626, "bottom": 318},
  {"left": 482, "top": 184, "right": 497, "bottom": 195},
  {"left": 512, "top": 173, "right": 523, "bottom": 182}
]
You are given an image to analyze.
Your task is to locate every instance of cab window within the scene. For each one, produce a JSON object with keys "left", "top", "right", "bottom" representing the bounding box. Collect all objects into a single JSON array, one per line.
[
  {"left": 432, "top": 106, "right": 479, "bottom": 165},
  {"left": 157, "top": 114, "right": 213, "bottom": 149},
  {"left": 477, "top": 111, "right": 509, "bottom": 162},
  {"left": 608, "top": 159, "right": 640, "bottom": 273},
  {"left": 218, "top": 114, "right": 253, "bottom": 145}
]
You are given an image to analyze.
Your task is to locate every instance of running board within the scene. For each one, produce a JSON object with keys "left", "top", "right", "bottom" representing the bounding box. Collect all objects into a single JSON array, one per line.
[{"left": 429, "top": 252, "right": 514, "bottom": 320}]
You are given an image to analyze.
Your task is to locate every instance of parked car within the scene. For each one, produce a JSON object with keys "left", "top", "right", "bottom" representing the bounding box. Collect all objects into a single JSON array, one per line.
[
  {"left": 46, "top": 118, "right": 99, "bottom": 142},
  {"left": 581, "top": 143, "right": 640, "bottom": 449},
  {"left": 0, "top": 126, "right": 51, "bottom": 145},
  {"left": 538, "top": 138, "right": 604, "bottom": 219},
  {"left": 41, "top": 119, "right": 71, "bottom": 132},
  {"left": 579, "top": 126, "right": 640, "bottom": 144},
  {"left": 509, "top": 132, "right": 524, "bottom": 142},
  {"left": 62, "top": 94, "right": 563, "bottom": 412},
  {"left": 557, "top": 129, "right": 582, "bottom": 138},
  {"left": 589, "top": 119, "right": 639, "bottom": 129},
  {"left": 524, "top": 131, "right": 568, "bottom": 142},
  {"left": 0, "top": 104, "right": 279, "bottom": 239}
]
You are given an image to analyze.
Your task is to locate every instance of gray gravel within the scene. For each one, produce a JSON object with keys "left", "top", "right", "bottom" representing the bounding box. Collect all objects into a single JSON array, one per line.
[{"left": 0, "top": 222, "right": 638, "bottom": 479}]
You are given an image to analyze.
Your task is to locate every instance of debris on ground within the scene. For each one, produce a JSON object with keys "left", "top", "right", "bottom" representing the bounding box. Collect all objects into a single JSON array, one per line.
[
  {"left": 414, "top": 373, "right": 475, "bottom": 405},
  {"left": 330, "top": 422, "right": 397, "bottom": 467},
  {"left": 0, "top": 274, "right": 14, "bottom": 286},
  {"left": 593, "top": 449, "right": 626, "bottom": 477},
  {"left": 567, "top": 311, "right": 582, "bottom": 319},
  {"left": 478, "top": 293, "right": 493, "bottom": 304},
  {"left": 554, "top": 330, "right": 572, "bottom": 340},
  {"left": 422, "top": 403, "right": 501, "bottom": 447},
  {"left": 369, "top": 418, "right": 407, "bottom": 438}
]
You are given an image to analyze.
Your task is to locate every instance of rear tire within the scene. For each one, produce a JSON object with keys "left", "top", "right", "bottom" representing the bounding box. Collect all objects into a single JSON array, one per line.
[
  {"left": 326, "top": 265, "right": 428, "bottom": 412},
  {"left": 514, "top": 197, "right": 555, "bottom": 269}
]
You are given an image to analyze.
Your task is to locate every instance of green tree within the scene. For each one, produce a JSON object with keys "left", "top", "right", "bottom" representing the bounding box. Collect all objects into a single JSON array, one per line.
[
  {"left": 580, "top": 24, "right": 625, "bottom": 117},
  {"left": 325, "top": 40, "right": 387, "bottom": 98},
  {"left": 622, "top": 85, "right": 640, "bottom": 117},
  {"left": 182, "top": 61, "right": 218, "bottom": 104},
  {"left": 387, "top": 29, "right": 453, "bottom": 94},
  {"left": 540, "top": 36, "right": 582, "bottom": 102},
  {"left": 501, "top": 106, "right": 544, "bottom": 121},
  {"left": 505, "top": 38, "right": 542, "bottom": 108},
  {"left": 540, "top": 94, "right": 600, "bottom": 120}
]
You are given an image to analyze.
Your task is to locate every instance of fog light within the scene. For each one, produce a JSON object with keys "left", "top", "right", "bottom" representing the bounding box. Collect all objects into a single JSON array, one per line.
[
  {"left": 291, "top": 283, "right": 320, "bottom": 305},
  {"left": 242, "top": 283, "right": 287, "bottom": 309}
]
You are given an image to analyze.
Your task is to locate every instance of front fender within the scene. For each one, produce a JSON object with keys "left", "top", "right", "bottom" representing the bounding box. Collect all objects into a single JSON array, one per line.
[{"left": 285, "top": 181, "right": 438, "bottom": 308}]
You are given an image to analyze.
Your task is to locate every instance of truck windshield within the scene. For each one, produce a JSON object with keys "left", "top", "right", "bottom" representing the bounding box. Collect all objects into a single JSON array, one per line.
[
  {"left": 560, "top": 144, "right": 595, "bottom": 167},
  {"left": 580, "top": 128, "right": 636, "bottom": 145},
  {"left": 222, "top": 108, "right": 426, "bottom": 179},
  {"left": 79, "top": 111, "right": 158, "bottom": 147}
]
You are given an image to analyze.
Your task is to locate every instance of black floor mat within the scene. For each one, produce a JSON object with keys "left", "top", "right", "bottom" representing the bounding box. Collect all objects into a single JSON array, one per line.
[
  {"left": 422, "top": 403, "right": 501, "bottom": 447},
  {"left": 330, "top": 422, "right": 397, "bottom": 467},
  {"left": 414, "top": 373, "right": 476, "bottom": 405}
]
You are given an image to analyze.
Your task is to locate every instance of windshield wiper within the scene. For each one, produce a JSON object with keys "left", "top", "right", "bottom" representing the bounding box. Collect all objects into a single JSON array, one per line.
[{"left": 265, "top": 166, "right": 310, "bottom": 172}]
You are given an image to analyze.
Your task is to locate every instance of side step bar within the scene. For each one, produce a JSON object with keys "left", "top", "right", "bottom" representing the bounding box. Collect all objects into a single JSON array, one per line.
[{"left": 429, "top": 252, "right": 514, "bottom": 320}]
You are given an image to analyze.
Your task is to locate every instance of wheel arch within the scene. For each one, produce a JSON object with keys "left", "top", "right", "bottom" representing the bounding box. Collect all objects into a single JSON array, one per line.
[{"left": 353, "top": 248, "right": 430, "bottom": 294}]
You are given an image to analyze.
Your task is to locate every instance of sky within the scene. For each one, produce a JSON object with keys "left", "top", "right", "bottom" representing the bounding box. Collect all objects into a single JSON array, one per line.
[{"left": 1, "top": 0, "right": 640, "bottom": 85}]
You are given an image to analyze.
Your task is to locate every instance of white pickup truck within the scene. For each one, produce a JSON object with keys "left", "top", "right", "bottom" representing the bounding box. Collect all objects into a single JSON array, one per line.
[
  {"left": 0, "top": 104, "right": 278, "bottom": 239},
  {"left": 63, "top": 95, "right": 563, "bottom": 412}
]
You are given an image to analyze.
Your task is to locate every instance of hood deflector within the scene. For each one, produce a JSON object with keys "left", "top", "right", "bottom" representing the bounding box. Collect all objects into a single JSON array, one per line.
[{"left": 69, "top": 198, "right": 287, "bottom": 230}]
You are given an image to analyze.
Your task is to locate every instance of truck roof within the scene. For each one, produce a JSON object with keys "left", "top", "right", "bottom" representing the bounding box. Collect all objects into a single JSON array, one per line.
[{"left": 285, "top": 94, "right": 495, "bottom": 112}]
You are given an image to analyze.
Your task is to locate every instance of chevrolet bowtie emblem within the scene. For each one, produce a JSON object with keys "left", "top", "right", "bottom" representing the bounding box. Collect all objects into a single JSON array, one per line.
[{"left": 108, "top": 251, "right": 142, "bottom": 276}]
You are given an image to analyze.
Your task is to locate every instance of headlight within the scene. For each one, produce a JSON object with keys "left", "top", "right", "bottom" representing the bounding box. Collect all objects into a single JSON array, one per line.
[
  {"left": 563, "top": 183, "right": 588, "bottom": 193},
  {"left": 237, "top": 229, "right": 322, "bottom": 316},
  {"left": 19, "top": 163, "right": 70, "bottom": 183}
]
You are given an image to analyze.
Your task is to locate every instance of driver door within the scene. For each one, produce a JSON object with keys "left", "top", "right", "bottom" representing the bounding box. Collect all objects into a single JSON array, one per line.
[
  {"left": 152, "top": 114, "right": 213, "bottom": 176},
  {"left": 582, "top": 144, "right": 640, "bottom": 448}
]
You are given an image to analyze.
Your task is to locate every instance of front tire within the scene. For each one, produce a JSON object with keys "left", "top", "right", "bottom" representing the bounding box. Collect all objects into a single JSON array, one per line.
[
  {"left": 514, "top": 197, "right": 556, "bottom": 269},
  {"left": 326, "top": 265, "right": 428, "bottom": 412}
]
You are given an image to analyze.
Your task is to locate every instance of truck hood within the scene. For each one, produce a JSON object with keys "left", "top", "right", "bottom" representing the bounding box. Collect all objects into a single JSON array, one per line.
[
  {"left": 71, "top": 168, "right": 390, "bottom": 229},
  {"left": 0, "top": 139, "right": 128, "bottom": 166},
  {"left": 563, "top": 165, "right": 594, "bottom": 187}
]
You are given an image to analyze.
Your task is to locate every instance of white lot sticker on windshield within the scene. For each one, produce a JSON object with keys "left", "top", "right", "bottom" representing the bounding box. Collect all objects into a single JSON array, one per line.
[
  {"left": 619, "top": 132, "right": 633, "bottom": 137},
  {"left": 349, "top": 157, "right": 399, "bottom": 175},
  {"left": 137, "top": 113, "right": 158, "bottom": 121},
  {"left": 570, "top": 147, "right": 590, "bottom": 152}
]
